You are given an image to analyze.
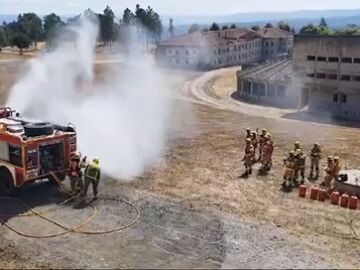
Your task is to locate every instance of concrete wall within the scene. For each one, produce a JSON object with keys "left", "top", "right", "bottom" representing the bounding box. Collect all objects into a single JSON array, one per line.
[
  {"left": 294, "top": 35, "right": 360, "bottom": 120},
  {"left": 237, "top": 77, "right": 298, "bottom": 108}
]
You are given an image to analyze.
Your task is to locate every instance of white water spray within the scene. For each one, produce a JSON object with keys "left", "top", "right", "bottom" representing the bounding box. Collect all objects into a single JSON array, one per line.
[{"left": 6, "top": 17, "right": 174, "bottom": 180}]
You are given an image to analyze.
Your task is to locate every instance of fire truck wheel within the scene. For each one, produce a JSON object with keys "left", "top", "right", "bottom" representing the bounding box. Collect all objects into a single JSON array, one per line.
[
  {"left": 24, "top": 122, "right": 54, "bottom": 137},
  {"left": 0, "top": 167, "right": 15, "bottom": 196}
]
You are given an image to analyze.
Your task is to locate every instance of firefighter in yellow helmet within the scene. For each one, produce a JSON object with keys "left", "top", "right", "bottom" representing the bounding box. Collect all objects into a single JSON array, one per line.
[
  {"left": 293, "top": 148, "right": 306, "bottom": 186},
  {"left": 258, "top": 128, "right": 268, "bottom": 162},
  {"left": 282, "top": 151, "right": 296, "bottom": 191},
  {"left": 294, "top": 141, "right": 302, "bottom": 152},
  {"left": 82, "top": 158, "right": 101, "bottom": 199},
  {"left": 242, "top": 138, "right": 254, "bottom": 177},
  {"left": 332, "top": 156, "right": 342, "bottom": 182},
  {"left": 260, "top": 133, "right": 274, "bottom": 172},
  {"left": 322, "top": 156, "right": 334, "bottom": 191},
  {"left": 67, "top": 152, "right": 83, "bottom": 195},
  {"left": 309, "top": 143, "right": 322, "bottom": 179}
]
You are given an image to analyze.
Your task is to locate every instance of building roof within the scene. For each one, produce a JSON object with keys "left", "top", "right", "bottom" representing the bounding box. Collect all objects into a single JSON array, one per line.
[
  {"left": 159, "top": 28, "right": 262, "bottom": 47},
  {"left": 257, "top": 27, "right": 293, "bottom": 39},
  {"left": 240, "top": 59, "right": 293, "bottom": 83}
]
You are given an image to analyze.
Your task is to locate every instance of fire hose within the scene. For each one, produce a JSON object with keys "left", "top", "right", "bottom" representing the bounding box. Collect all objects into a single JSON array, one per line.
[{"left": 0, "top": 172, "right": 141, "bottom": 238}]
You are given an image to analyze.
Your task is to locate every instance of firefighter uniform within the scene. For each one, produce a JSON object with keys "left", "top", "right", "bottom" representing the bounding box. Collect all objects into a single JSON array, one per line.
[
  {"left": 323, "top": 156, "right": 334, "bottom": 190},
  {"left": 243, "top": 139, "right": 254, "bottom": 176},
  {"left": 246, "top": 128, "right": 252, "bottom": 139},
  {"left": 283, "top": 151, "right": 296, "bottom": 190},
  {"left": 83, "top": 158, "right": 101, "bottom": 199},
  {"left": 309, "top": 143, "right": 321, "bottom": 179},
  {"left": 333, "top": 156, "right": 342, "bottom": 182},
  {"left": 293, "top": 149, "right": 305, "bottom": 185},
  {"left": 251, "top": 131, "right": 258, "bottom": 163},
  {"left": 68, "top": 153, "right": 83, "bottom": 195},
  {"left": 294, "top": 141, "right": 302, "bottom": 153},
  {"left": 261, "top": 135, "right": 274, "bottom": 172},
  {"left": 258, "top": 129, "right": 267, "bottom": 161}
]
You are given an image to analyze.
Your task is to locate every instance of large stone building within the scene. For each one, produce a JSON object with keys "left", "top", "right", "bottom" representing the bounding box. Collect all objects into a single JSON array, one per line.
[
  {"left": 293, "top": 35, "right": 360, "bottom": 120},
  {"left": 236, "top": 59, "right": 297, "bottom": 108},
  {"left": 156, "top": 27, "right": 293, "bottom": 70}
]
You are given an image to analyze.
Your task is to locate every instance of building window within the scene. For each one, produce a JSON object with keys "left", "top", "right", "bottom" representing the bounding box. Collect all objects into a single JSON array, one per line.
[
  {"left": 307, "top": 55, "right": 316, "bottom": 61},
  {"left": 340, "top": 74, "right": 351, "bottom": 81},
  {"left": 9, "top": 144, "right": 22, "bottom": 166},
  {"left": 306, "top": 73, "right": 315, "bottom": 78},
  {"left": 354, "top": 58, "right": 360, "bottom": 63},
  {"left": 341, "top": 57, "right": 352, "bottom": 63},
  {"left": 317, "top": 56, "right": 327, "bottom": 62},
  {"left": 214, "top": 49, "right": 217, "bottom": 55},
  {"left": 176, "top": 59, "right": 180, "bottom": 64},
  {"left": 340, "top": 94, "right": 347, "bottom": 103},
  {"left": 227, "top": 48, "right": 229, "bottom": 53},
  {"left": 316, "top": 73, "right": 326, "bottom": 79},
  {"left": 327, "top": 74, "right": 337, "bottom": 80},
  {"left": 168, "top": 49, "right": 172, "bottom": 54},
  {"left": 277, "top": 85, "right": 285, "bottom": 96},
  {"left": 186, "top": 59, "right": 189, "bottom": 64},
  {"left": 175, "top": 50, "right": 179, "bottom": 55},
  {"left": 353, "top": 75, "right": 360, "bottom": 81},
  {"left": 333, "top": 94, "right": 339, "bottom": 103},
  {"left": 266, "top": 42, "right": 269, "bottom": 47},
  {"left": 218, "top": 49, "right": 221, "bottom": 54},
  {"left": 329, "top": 57, "right": 339, "bottom": 63},
  {"left": 185, "top": 50, "right": 189, "bottom": 55},
  {"left": 271, "top": 41, "right": 274, "bottom": 46}
]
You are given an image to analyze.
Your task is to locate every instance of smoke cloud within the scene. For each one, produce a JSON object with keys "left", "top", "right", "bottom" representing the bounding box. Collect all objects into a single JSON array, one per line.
[{"left": 6, "top": 17, "right": 174, "bottom": 180}]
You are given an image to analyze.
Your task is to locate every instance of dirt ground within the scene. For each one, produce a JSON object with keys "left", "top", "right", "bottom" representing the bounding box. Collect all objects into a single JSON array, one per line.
[{"left": 0, "top": 57, "right": 360, "bottom": 268}]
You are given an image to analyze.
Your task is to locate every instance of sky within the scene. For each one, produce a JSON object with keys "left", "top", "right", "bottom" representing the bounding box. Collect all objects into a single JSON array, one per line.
[{"left": 1, "top": 0, "right": 360, "bottom": 16}]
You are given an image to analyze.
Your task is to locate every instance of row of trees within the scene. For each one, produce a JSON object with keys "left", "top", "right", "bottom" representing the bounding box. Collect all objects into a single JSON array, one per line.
[
  {"left": 0, "top": 4, "right": 164, "bottom": 53},
  {"left": 185, "top": 18, "right": 360, "bottom": 37},
  {"left": 299, "top": 18, "right": 360, "bottom": 36}
]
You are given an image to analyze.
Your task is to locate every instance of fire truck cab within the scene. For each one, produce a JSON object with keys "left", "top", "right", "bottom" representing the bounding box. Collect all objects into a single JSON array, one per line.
[{"left": 0, "top": 107, "right": 77, "bottom": 195}]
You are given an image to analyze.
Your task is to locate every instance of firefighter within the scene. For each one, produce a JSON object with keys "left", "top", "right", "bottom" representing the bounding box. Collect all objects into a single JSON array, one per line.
[
  {"left": 309, "top": 143, "right": 322, "bottom": 179},
  {"left": 246, "top": 128, "right": 252, "bottom": 139},
  {"left": 258, "top": 129, "right": 267, "bottom": 161},
  {"left": 82, "top": 158, "right": 101, "bottom": 199},
  {"left": 282, "top": 151, "right": 296, "bottom": 191},
  {"left": 333, "top": 156, "right": 342, "bottom": 182},
  {"left": 294, "top": 141, "right": 302, "bottom": 152},
  {"left": 242, "top": 139, "right": 254, "bottom": 177},
  {"left": 293, "top": 149, "right": 305, "bottom": 186},
  {"left": 261, "top": 134, "right": 274, "bottom": 172},
  {"left": 251, "top": 131, "right": 258, "bottom": 163},
  {"left": 67, "top": 152, "right": 83, "bottom": 195},
  {"left": 322, "top": 156, "right": 334, "bottom": 190}
]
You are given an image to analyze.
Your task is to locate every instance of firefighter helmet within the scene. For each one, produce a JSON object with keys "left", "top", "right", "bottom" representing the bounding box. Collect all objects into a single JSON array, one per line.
[
  {"left": 92, "top": 158, "right": 99, "bottom": 166},
  {"left": 289, "top": 150, "right": 295, "bottom": 156},
  {"left": 334, "top": 156, "right": 340, "bottom": 161},
  {"left": 246, "top": 138, "right": 251, "bottom": 143},
  {"left": 327, "top": 156, "right": 333, "bottom": 161}
]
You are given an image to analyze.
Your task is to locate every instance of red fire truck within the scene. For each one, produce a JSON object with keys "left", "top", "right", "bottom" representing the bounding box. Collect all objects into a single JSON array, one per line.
[{"left": 0, "top": 107, "right": 77, "bottom": 195}]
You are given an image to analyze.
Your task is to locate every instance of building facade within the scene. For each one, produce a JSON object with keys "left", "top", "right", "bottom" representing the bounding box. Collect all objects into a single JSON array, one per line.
[
  {"left": 293, "top": 35, "right": 360, "bottom": 120},
  {"left": 156, "top": 27, "right": 293, "bottom": 70},
  {"left": 236, "top": 59, "right": 298, "bottom": 108}
]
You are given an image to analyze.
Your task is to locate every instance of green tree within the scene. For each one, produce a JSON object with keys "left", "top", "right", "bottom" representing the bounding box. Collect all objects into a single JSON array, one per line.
[
  {"left": 44, "top": 13, "right": 64, "bottom": 40},
  {"left": 277, "top": 21, "right": 291, "bottom": 32},
  {"left": 319, "top": 26, "right": 332, "bottom": 35},
  {"left": 250, "top": 25, "right": 260, "bottom": 31},
  {"left": 98, "top": 5, "right": 116, "bottom": 44},
  {"left": 0, "top": 27, "right": 7, "bottom": 47},
  {"left": 299, "top": 24, "right": 320, "bottom": 35},
  {"left": 169, "top": 18, "right": 174, "bottom": 37},
  {"left": 10, "top": 32, "right": 31, "bottom": 54},
  {"left": 209, "top": 22, "right": 220, "bottom": 31},
  {"left": 319, "top": 17, "right": 327, "bottom": 27},
  {"left": 265, "top": 23, "right": 274, "bottom": 28},
  {"left": 122, "top": 8, "right": 134, "bottom": 25},
  {"left": 17, "top": 13, "right": 43, "bottom": 48},
  {"left": 222, "top": 25, "right": 229, "bottom": 30},
  {"left": 188, "top": 23, "right": 200, "bottom": 34},
  {"left": 335, "top": 24, "right": 360, "bottom": 35},
  {"left": 230, "top": 24, "right": 237, "bottom": 29}
]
